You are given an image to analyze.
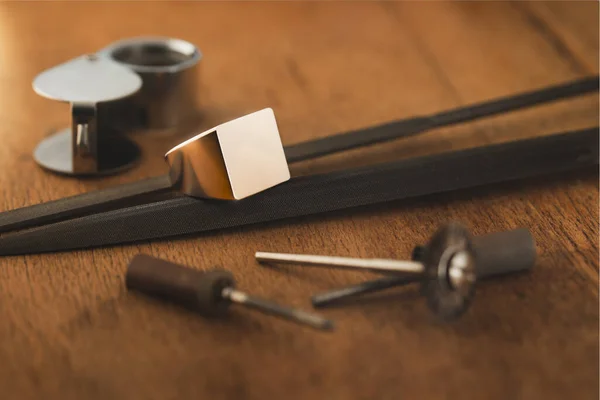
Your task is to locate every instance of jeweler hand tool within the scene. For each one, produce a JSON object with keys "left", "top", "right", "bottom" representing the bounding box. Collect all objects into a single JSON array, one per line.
[
  {"left": 126, "top": 254, "right": 334, "bottom": 331},
  {"left": 256, "top": 224, "right": 536, "bottom": 321},
  {"left": 307, "top": 228, "right": 535, "bottom": 307}
]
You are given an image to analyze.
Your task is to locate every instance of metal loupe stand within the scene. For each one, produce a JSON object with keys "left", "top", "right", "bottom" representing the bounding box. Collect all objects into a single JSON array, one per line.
[{"left": 33, "top": 55, "right": 143, "bottom": 176}]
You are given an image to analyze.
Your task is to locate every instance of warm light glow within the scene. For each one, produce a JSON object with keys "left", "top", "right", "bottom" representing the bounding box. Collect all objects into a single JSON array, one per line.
[{"left": 0, "top": 4, "right": 22, "bottom": 78}]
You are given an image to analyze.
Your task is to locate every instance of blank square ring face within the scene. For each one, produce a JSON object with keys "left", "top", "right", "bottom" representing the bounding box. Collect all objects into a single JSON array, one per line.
[{"left": 217, "top": 108, "right": 290, "bottom": 199}]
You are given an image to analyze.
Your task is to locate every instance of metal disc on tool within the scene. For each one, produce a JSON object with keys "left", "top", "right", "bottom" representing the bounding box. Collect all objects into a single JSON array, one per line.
[
  {"left": 421, "top": 223, "right": 477, "bottom": 321},
  {"left": 33, "top": 55, "right": 142, "bottom": 103},
  {"left": 34, "top": 128, "right": 141, "bottom": 176}
]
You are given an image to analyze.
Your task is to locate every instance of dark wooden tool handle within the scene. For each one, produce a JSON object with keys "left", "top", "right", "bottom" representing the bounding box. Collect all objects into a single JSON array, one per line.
[{"left": 126, "top": 254, "right": 234, "bottom": 316}]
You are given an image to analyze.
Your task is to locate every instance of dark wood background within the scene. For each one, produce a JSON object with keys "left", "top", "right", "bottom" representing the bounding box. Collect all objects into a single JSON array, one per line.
[{"left": 0, "top": 2, "right": 598, "bottom": 399}]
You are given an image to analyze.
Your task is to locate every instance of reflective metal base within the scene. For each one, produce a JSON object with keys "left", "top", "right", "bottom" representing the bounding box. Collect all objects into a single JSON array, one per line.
[{"left": 34, "top": 128, "right": 141, "bottom": 177}]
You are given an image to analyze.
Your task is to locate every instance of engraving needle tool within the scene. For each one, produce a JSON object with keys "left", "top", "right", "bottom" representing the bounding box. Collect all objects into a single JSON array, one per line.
[
  {"left": 126, "top": 254, "right": 334, "bottom": 331},
  {"left": 256, "top": 224, "right": 536, "bottom": 320},
  {"left": 309, "top": 228, "right": 536, "bottom": 307}
]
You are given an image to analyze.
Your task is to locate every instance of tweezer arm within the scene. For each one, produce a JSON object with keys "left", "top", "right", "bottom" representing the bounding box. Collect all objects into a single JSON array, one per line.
[
  {"left": 284, "top": 76, "right": 599, "bottom": 162},
  {"left": 0, "top": 175, "right": 173, "bottom": 234}
]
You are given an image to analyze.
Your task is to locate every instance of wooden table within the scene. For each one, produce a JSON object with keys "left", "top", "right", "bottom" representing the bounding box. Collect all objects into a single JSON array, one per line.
[{"left": 0, "top": 2, "right": 597, "bottom": 399}]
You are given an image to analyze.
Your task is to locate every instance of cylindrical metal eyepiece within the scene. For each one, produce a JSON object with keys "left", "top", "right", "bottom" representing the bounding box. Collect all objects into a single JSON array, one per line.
[{"left": 99, "top": 36, "right": 202, "bottom": 130}]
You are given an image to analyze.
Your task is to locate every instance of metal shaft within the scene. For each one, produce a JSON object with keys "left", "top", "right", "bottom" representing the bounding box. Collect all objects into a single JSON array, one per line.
[
  {"left": 221, "top": 287, "right": 334, "bottom": 331},
  {"left": 255, "top": 252, "right": 424, "bottom": 275},
  {"left": 311, "top": 275, "right": 417, "bottom": 307}
]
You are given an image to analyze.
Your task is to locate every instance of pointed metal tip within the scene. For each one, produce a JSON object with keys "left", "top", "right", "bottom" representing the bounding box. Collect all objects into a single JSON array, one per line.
[
  {"left": 290, "top": 309, "right": 335, "bottom": 331},
  {"left": 320, "top": 319, "right": 335, "bottom": 331}
]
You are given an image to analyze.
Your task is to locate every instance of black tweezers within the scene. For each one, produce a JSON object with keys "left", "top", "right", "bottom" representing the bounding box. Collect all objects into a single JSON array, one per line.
[{"left": 0, "top": 77, "right": 598, "bottom": 255}]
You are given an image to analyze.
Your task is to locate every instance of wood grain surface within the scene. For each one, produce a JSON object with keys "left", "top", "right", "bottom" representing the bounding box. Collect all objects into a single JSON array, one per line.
[{"left": 0, "top": 2, "right": 598, "bottom": 399}]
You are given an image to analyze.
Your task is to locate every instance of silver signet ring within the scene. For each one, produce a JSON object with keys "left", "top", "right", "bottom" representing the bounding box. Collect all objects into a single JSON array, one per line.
[{"left": 165, "top": 108, "right": 290, "bottom": 200}]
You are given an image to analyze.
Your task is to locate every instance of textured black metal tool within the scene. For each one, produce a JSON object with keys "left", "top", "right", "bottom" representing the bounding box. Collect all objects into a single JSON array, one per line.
[
  {"left": 126, "top": 254, "right": 334, "bottom": 331},
  {"left": 0, "top": 76, "right": 597, "bottom": 234},
  {"left": 310, "top": 228, "right": 536, "bottom": 308},
  {"left": 284, "top": 75, "right": 599, "bottom": 161},
  {"left": 0, "top": 127, "right": 596, "bottom": 255},
  {"left": 0, "top": 175, "right": 176, "bottom": 234}
]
